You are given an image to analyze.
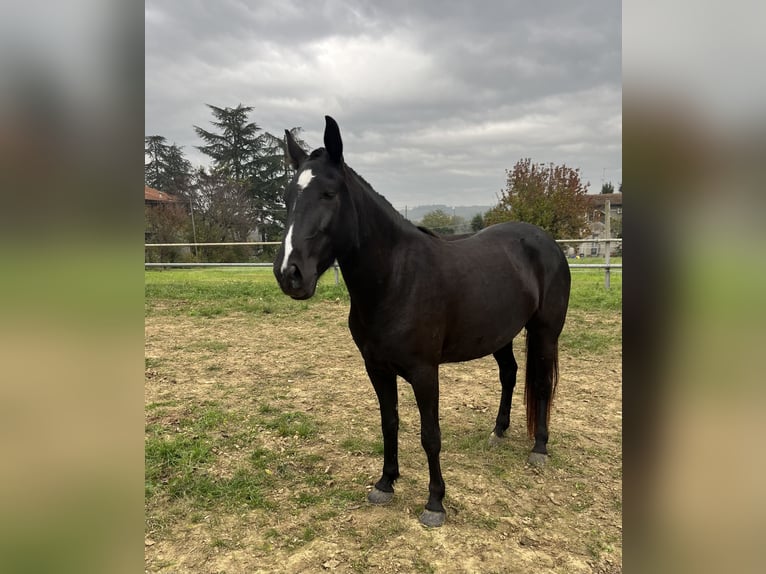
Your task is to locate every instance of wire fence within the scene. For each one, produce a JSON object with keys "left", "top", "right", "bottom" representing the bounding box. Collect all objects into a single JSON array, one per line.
[{"left": 145, "top": 238, "right": 622, "bottom": 288}]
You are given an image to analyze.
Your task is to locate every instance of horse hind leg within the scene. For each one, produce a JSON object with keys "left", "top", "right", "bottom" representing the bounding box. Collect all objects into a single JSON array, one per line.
[
  {"left": 489, "top": 342, "right": 518, "bottom": 445},
  {"left": 524, "top": 323, "right": 561, "bottom": 467}
]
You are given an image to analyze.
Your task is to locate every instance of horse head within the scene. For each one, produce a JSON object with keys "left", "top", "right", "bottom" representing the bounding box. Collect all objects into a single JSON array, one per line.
[{"left": 274, "top": 116, "right": 347, "bottom": 299}]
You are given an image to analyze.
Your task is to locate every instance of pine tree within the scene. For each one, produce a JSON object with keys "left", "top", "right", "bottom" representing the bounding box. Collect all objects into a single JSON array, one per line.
[
  {"left": 252, "top": 131, "right": 292, "bottom": 241},
  {"left": 193, "top": 104, "right": 261, "bottom": 181},
  {"left": 193, "top": 104, "right": 305, "bottom": 242},
  {"left": 600, "top": 181, "right": 615, "bottom": 194},
  {"left": 145, "top": 136, "right": 192, "bottom": 195},
  {"left": 144, "top": 135, "right": 166, "bottom": 188}
]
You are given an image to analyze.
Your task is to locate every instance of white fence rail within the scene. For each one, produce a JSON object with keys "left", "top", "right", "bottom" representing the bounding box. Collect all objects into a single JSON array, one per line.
[
  {"left": 555, "top": 238, "right": 622, "bottom": 288},
  {"left": 145, "top": 242, "right": 281, "bottom": 247},
  {"left": 145, "top": 238, "right": 622, "bottom": 288}
]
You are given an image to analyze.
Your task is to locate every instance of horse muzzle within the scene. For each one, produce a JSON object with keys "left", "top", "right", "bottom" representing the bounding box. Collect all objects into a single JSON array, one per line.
[{"left": 276, "top": 263, "right": 317, "bottom": 300}]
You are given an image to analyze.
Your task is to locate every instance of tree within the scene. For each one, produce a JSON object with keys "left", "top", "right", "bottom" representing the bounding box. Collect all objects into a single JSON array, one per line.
[
  {"left": 188, "top": 167, "right": 256, "bottom": 262},
  {"left": 145, "top": 136, "right": 193, "bottom": 195},
  {"left": 470, "top": 213, "right": 485, "bottom": 232},
  {"left": 144, "top": 202, "right": 190, "bottom": 263},
  {"left": 484, "top": 158, "right": 589, "bottom": 239},
  {"left": 193, "top": 104, "right": 262, "bottom": 181},
  {"left": 193, "top": 104, "right": 305, "bottom": 242},
  {"left": 144, "top": 135, "right": 165, "bottom": 187},
  {"left": 420, "top": 209, "right": 465, "bottom": 235},
  {"left": 601, "top": 181, "right": 615, "bottom": 194},
  {"left": 253, "top": 130, "right": 300, "bottom": 241},
  {"left": 192, "top": 167, "right": 254, "bottom": 239},
  {"left": 610, "top": 214, "right": 622, "bottom": 239}
]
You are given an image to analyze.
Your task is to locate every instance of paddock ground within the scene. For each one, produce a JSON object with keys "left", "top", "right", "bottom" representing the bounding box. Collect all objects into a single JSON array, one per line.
[{"left": 145, "top": 272, "right": 621, "bottom": 573}]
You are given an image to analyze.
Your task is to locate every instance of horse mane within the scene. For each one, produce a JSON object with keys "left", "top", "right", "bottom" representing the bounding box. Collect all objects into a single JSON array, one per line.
[{"left": 342, "top": 163, "right": 434, "bottom": 237}]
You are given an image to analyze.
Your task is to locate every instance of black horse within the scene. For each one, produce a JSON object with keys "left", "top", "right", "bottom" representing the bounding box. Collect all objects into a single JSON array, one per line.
[{"left": 274, "top": 117, "right": 570, "bottom": 527}]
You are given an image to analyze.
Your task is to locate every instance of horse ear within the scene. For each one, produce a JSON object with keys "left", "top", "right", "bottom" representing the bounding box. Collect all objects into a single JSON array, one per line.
[
  {"left": 284, "top": 129, "right": 307, "bottom": 170},
  {"left": 324, "top": 116, "right": 343, "bottom": 165}
]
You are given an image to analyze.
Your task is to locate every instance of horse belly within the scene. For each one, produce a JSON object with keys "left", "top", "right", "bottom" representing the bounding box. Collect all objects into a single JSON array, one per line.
[
  {"left": 439, "top": 243, "right": 540, "bottom": 363},
  {"left": 440, "top": 309, "right": 527, "bottom": 363}
]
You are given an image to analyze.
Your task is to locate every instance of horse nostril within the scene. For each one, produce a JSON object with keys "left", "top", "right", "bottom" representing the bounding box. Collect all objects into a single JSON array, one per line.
[{"left": 287, "top": 264, "right": 303, "bottom": 289}]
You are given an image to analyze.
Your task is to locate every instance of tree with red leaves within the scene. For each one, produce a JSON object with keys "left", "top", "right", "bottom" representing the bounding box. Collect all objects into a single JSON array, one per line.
[{"left": 484, "top": 158, "right": 590, "bottom": 239}]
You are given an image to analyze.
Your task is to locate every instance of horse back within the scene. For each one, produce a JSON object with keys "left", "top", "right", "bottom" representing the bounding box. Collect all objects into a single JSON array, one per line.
[
  {"left": 347, "top": 221, "right": 568, "bottom": 367},
  {"left": 434, "top": 222, "right": 569, "bottom": 361}
]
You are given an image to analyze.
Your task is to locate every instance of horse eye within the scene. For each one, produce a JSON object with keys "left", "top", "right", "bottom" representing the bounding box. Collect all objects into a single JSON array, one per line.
[{"left": 321, "top": 189, "right": 337, "bottom": 199}]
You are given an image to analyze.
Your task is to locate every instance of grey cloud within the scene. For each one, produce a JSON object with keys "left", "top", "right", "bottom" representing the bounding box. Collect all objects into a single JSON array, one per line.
[{"left": 146, "top": 0, "right": 621, "bottom": 206}]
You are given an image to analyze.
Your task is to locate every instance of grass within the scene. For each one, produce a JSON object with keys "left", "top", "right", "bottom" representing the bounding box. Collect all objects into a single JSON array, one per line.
[
  {"left": 145, "top": 267, "right": 348, "bottom": 318},
  {"left": 567, "top": 269, "right": 622, "bottom": 312},
  {"left": 340, "top": 436, "right": 385, "bottom": 456},
  {"left": 568, "top": 256, "right": 623, "bottom": 265},
  {"left": 145, "top": 357, "right": 164, "bottom": 369},
  {"left": 145, "top": 266, "right": 622, "bottom": 568},
  {"left": 263, "top": 411, "right": 318, "bottom": 439},
  {"left": 146, "top": 265, "right": 620, "bottom": 318},
  {"left": 185, "top": 340, "right": 230, "bottom": 352},
  {"left": 560, "top": 325, "right": 619, "bottom": 354},
  {"left": 144, "top": 401, "right": 327, "bottom": 518}
]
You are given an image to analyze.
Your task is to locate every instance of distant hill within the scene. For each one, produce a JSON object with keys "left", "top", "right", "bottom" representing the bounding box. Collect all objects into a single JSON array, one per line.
[{"left": 398, "top": 204, "right": 491, "bottom": 223}]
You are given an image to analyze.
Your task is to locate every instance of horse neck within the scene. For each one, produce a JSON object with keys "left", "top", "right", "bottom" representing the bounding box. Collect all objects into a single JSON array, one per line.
[{"left": 336, "top": 167, "right": 415, "bottom": 289}]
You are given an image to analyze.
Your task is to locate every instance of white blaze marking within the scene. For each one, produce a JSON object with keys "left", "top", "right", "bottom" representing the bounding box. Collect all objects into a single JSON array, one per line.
[
  {"left": 280, "top": 224, "right": 294, "bottom": 273},
  {"left": 297, "top": 168, "right": 314, "bottom": 190},
  {"left": 280, "top": 169, "right": 314, "bottom": 274}
]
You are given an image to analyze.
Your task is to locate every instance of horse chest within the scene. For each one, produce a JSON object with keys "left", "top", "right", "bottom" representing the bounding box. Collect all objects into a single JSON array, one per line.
[{"left": 348, "top": 304, "right": 443, "bottom": 364}]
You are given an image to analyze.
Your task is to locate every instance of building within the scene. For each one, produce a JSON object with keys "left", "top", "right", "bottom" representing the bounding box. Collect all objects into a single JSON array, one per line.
[
  {"left": 580, "top": 193, "right": 622, "bottom": 257},
  {"left": 586, "top": 193, "right": 622, "bottom": 223},
  {"left": 144, "top": 185, "right": 182, "bottom": 206},
  {"left": 144, "top": 185, "right": 187, "bottom": 246}
]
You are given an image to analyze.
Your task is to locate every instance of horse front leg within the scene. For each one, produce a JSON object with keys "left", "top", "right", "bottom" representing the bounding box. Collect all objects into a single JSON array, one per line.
[
  {"left": 410, "top": 364, "right": 446, "bottom": 527},
  {"left": 365, "top": 362, "right": 400, "bottom": 505}
]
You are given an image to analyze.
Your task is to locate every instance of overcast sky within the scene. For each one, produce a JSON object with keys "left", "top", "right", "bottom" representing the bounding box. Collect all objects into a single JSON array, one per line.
[{"left": 145, "top": 0, "right": 621, "bottom": 208}]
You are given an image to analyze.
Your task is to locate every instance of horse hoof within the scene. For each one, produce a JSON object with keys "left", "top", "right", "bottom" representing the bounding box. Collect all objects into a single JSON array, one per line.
[
  {"left": 419, "top": 509, "right": 446, "bottom": 527},
  {"left": 367, "top": 487, "right": 394, "bottom": 505},
  {"left": 488, "top": 432, "right": 506, "bottom": 447},
  {"left": 527, "top": 452, "right": 548, "bottom": 467}
]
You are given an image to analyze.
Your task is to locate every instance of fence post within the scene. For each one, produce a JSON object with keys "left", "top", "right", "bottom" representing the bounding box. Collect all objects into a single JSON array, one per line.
[
  {"left": 604, "top": 199, "right": 611, "bottom": 289},
  {"left": 334, "top": 263, "right": 339, "bottom": 286}
]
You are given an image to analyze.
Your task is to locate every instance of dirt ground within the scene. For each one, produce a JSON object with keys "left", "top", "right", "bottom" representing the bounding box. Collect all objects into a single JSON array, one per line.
[{"left": 145, "top": 300, "right": 622, "bottom": 573}]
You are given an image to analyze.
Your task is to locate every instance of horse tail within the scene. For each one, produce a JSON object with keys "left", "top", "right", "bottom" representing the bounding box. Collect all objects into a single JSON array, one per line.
[{"left": 524, "top": 328, "right": 559, "bottom": 439}]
